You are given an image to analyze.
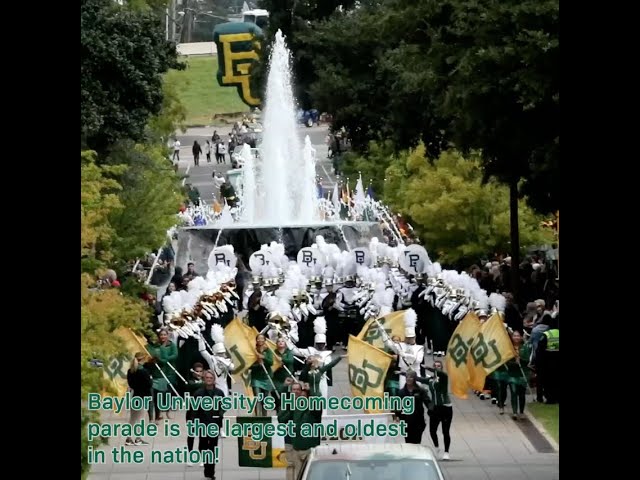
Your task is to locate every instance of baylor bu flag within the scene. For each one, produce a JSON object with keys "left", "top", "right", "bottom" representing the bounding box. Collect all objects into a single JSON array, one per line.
[
  {"left": 357, "top": 310, "right": 406, "bottom": 350},
  {"left": 237, "top": 417, "right": 287, "bottom": 468},
  {"left": 102, "top": 327, "right": 149, "bottom": 399},
  {"left": 445, "top": 312, "right": 481, "bottom": 399},
  {"left": 224, "top": 318, "right": 259, "bottom": 378},
  {"left": 468, "top": 313, "right": 517, "bottom": 391},
  {"left": 347, "top": 335, "right": 394, "bottom": 413}
]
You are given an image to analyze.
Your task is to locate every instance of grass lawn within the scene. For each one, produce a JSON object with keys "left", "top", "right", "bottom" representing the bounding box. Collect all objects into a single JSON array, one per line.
[
  {"left": 166, "top": 55, "right": 250, "bottom": 126},
  {"left": 528, "top": 402, "right": 559, "bottom": 444}
]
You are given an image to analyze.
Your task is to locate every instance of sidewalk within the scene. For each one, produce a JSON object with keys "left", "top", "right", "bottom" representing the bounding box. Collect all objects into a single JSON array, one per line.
[{"left": 87, "top": 356, "right": 558, "bottom": 480}]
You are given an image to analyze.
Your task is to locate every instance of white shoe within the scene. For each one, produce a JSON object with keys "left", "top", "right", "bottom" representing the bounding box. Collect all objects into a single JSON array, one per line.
[
  {"left": 199, "top": 462, "right": 204, "bottom": 467},
  {"left": 442, "top": 452, "right": 450, "bottom": 460}
]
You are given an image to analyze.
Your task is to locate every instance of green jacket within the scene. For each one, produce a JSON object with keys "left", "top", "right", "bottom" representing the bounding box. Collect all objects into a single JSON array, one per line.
[
  {"left": 147, "top": 341, "right": 178, "bottom": 386},
  {"left": 250, "top": 348, "right": 274, "bottom": 391},
  {"left": 292, "top": 392, "right": 323, "bottom": 451},
  {"left": 505, "top": 342, "right": 532, "bottom": 386},
  {"left": 273, "top": 349, "right": 295, "bottom": 390},
  {"left": 299, "top": 355, "right": 342, "bottom": 396},
  {"left": 277, "top": 384, "right": 294, "bottom": 445},
  {"left": 420, "top": 367, "right": 451, "bottom": 407}
]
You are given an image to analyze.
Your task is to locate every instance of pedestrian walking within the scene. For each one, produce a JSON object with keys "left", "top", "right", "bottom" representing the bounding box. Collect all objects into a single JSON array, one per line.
[
  {"left": 504, "top": 330, "right": 532, "bottom": 419},
  {"left": 422, "top": 360, "right": 454, "bottom": 460},
  {"left": 205, "top": 140, "right": 212, "bottom": 163},
  {"left": 192, "top": 141, "right": 202, "bottom": 166},
  {"left": 185, "top": 363, "right": 204, "bottom": 466},
  {"left": 192, "top": 370, "right": 225, "bottom": 480},
  {"left": 172, "top": 139, "right": 181, "bottom": 161},
  {"left": 217, "top": 141, "right": 227, "bottom": 164},
  {"left": 397, "top": 371, "right": 430, "bottom": 444}
]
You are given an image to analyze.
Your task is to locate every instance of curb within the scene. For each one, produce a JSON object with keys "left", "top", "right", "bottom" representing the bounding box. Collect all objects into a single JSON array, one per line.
[{"left": 525, "top": 409, "right": 559, "bottom": 452}]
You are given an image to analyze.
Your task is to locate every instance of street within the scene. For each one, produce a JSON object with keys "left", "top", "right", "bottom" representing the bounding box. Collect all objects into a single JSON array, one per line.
[{"left": 173, "top": 125, "right": 336, "bottom": 205}]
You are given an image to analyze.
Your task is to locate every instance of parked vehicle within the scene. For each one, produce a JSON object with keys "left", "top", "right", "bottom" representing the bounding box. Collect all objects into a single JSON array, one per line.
[
  {"left": 298, "top": 443, "right": 446, "bottom": 480},
  {"left": 297, "top": 108, "right": 320, "bottom": 127}
]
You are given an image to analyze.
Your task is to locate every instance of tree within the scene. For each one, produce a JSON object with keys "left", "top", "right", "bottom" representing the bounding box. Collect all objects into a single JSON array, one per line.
[
  {"left": 81, "top": 0, "right": 183, "bottom": 155},
  {"left": 253, "top": 0, "right": 357, "bottom": 108},
  {"left": 339, "top": 140, "right": 395, "bottom": 198},
  {"left": 81, "top": 151, "right": 127, "bottom": 272},
  {"left": 299, "top": 0, "right": 558, "bottom": 296},
  {"left": 105, "top": 142, "right": 183, "bottom": 264},
  {"left": 81, "top": 273, "right": 150, "bottom": 479},
  {"left": 384, "top": 145, "right": 553, "bottom": 267}
]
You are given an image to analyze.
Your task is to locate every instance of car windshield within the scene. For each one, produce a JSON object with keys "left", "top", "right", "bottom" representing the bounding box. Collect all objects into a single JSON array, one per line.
[{"left": 305, "top": 459, "right": 441, "bottom": 480}]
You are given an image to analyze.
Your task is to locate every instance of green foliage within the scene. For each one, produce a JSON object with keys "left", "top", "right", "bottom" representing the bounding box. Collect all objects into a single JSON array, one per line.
[
  {"left": 147, "top": 76, "right": 188, "bottom": 142},
  {"left": 297, "top": 0, "right": 558, "bottom": 214},
  {"left": 255, "top": 0, "right": 357, "bottom": 109},
  {"left": 105, "top": 142, "right": 182, "bottom": 263},
  {"left": 384, "top": 146, "right": 553, "bottom": 265},
  {"left": 81, "top": 0, "right": 183, "bottom": 155},
  {"left": 340, "top": 140, "right": 395, "bottom": 198},
  {"left": 81, "top": 273, "right": 150, "bottom": 478},
  {"left": 81, "top": 151, "right": 127, "bottom": 269}
]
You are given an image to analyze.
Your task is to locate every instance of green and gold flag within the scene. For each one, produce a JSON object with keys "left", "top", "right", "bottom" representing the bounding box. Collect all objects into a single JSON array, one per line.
[
  {"left": 102, "top": 328, "right": 149, "bottom": 400},
  {"left": 357, "top": 310, "right": 406, "bottom": 351},
  {"left": 265, "top": 338, "right": 283, "bottom": 373},
  {"left": 445, "top": 312, "right": 481, "bottom": 399},
  {"left": 468, "top": 313, "right": 517, "bottom": 391},
  {"left": 236, "top": 416, "right": 286, "bottom": 468},
  {"left": 347, "top": 335, "right": 394, "bottom": 413},
  {"left": 224, "top": 318, "right": 259, "bottom": 377}
]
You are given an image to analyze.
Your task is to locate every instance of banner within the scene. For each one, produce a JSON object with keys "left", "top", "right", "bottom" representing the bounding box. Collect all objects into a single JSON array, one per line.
[
  {"left": 213, "top": 22, "right": 263, "bottom": 107},
  {"left": 237, "top": 416, "right": 286, "bottom": 468},
  {"left": 347, "top": 335, "right": 394, "bottom": 414},
  {"left": 224, "top": 318, "right": 259, "bottom": 377},
  {"left": 357, "top": 310, "right": 406, "bottom": 351},
  {"left": 445, "top": 312, "right": 481, "bottom": 399},
  {"left": 468, "top": 313, "right": 517, "bottom": 391},
  {"left": 102, "top": 328, "right": 149, "bottom": 399}
]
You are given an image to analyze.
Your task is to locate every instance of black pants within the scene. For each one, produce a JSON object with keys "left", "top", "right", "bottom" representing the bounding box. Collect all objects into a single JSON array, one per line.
[
  {"left": 173, "top": 150, "right": 180, "bottom": 160},
  {"left": 429, "top": 406, "right": 453, "bottom": 452},
  {"left": 509, "top": 383, "right": 526, "bottom": 414},
  {"left": 152, "top": 389, "right": 164, "bottom": 420},
  {"left": 217, "top": 153, "right": 225, "bottom": 163},
  {"left": 497, "top": 381, "right": 508, "bottom": 408},
  {"left": 206, "top": 153, "right": 211, "bottom": 162},
  {"left": 405, "top": 420, "right": 426, "bottom": 444},
  {"left": 252, "top": 387, "right": 270, "bottom": 416},
  {"left": 194, "top": 154, "right": 200, "bottom": 166},
  {"left": 199, "top": 435, "right": 219, "bottom": 479}
]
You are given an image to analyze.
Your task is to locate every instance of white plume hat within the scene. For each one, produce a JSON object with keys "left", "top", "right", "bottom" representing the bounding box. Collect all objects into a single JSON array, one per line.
[
  {"left": 314, "top": 317, "right": 327, "bottom": 344},
  {"left": 404, "top": 308, "right": 417, "bottom": 337}
]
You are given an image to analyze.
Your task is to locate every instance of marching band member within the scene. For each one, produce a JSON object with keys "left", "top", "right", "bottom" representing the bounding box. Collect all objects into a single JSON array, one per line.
[
  {"left": 197, "top": 325, "right": 234, "bottom": 396},
  {"left": 286, "top": 318, "right": 335, "bottom": 401},
  {"left": 379, "top": 309, "right": 425, "bottom": 389},
  {"left": 272, "top": 336, "right": 296, "bottom": 402},
  {"left": 250, "top": 334, "right": 274, "bottom": 417}
]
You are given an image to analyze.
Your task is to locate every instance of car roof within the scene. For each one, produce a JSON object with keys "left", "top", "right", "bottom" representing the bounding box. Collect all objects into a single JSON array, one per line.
[{"left": 310, "top": 443, "right": 439, "bottom": 461}]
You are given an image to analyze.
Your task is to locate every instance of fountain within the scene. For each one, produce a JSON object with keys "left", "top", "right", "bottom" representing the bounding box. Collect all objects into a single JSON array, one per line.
[{"left": 175, "top": 29, "right": 388, "bottom": 270}]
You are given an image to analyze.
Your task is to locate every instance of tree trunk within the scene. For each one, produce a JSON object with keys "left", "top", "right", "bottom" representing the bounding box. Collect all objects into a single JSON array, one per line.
[{"left": 509, "top": 178, "right": 520, "bottom": 300}]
